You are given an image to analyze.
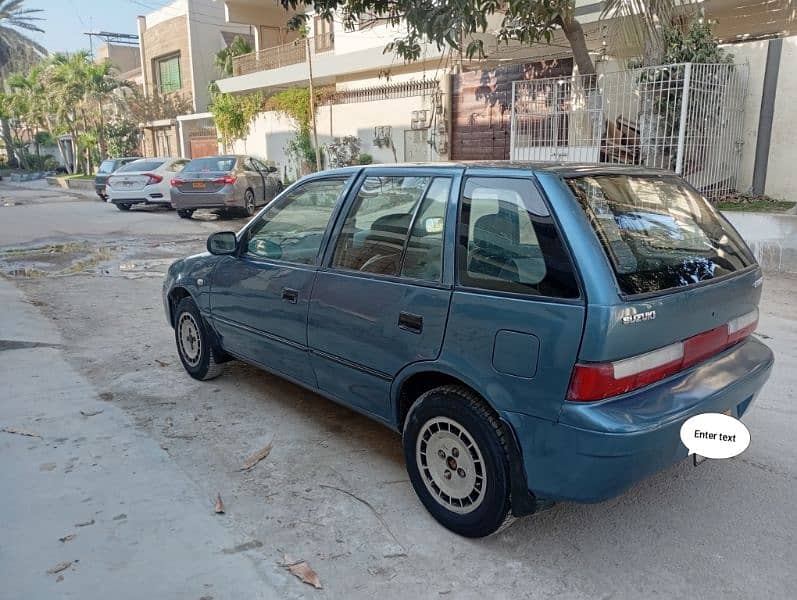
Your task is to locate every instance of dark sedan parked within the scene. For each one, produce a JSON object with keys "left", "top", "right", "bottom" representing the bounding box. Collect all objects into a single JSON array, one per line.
[
  {"left": 95, "top": 157, "right": 140, "bottom": 200},
  {"left": 170, "top": 155, "right": 282, "bottom": 219}
]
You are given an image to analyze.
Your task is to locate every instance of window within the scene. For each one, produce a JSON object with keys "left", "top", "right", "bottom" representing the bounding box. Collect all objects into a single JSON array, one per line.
[
  {"left": 244, "top": 178, "right": 348, "bottom": 265},
  {"left": 166, "top": 160, "right": 189, "bottom": 172},
  {"left": 567, "top": 175, "right": 754, "bottom": 296},
  {"left": 116, "top": 159, "right": 166, "bottom": 173},
  {"left": 332, "top": 176, "right": 451, "bottom": 281},
  {"left": 314, "top": 16, "right": 333, "bottom": 52},
  {"left": 156, "top": 54, "right": 181, "bottom": 94},
  {"left": 401, "top": 178, "right": 450, "bottom": 281},
  {"left": 458, "top": 177, "right": 578, "bottom": 298},
  {"left": 184, "top": 157, "right": 237, "bottom": 172},
  {"left": 98, "top": 160, "right": 116, "bottom": 174}
]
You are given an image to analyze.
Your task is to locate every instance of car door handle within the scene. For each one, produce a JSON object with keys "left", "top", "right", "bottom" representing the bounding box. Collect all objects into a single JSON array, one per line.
[
  {"left": 282, "top": 288, "right": 299, "bottom": 304},
  {"left": 398, "top": 312, "right": 423, "bottom": 334}
]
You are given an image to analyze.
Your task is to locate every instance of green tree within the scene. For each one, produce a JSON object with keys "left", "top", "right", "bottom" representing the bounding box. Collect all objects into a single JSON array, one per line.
[
  {"left": 215, "top": 35, "right": 253, "bottom": 77},
  {"left": 210, "top": 91, "right": 263, "bottom": 151},
  {"left": 279, "top": 1, "right": 688, "bottom": 77},
  {"left": 0, "top": 0, "right": 46, "bottom": 167}
]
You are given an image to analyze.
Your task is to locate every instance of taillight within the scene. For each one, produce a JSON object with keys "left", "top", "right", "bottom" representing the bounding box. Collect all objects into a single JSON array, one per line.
[
  {"left": 212, "top": 175, "right": 237, "bottom": 185},
  {"left": 145, "top": 173, "right": 163, "bottom": 185},
  {"left": 567, "top": 309, "right": 759, "bottom": 402},
  {"left": 171, "top": 178, "right": 185, "bottom": 186}
]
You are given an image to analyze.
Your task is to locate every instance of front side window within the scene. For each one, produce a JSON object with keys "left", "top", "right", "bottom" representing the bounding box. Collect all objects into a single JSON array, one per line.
[
  {"left": 156, "top": 54, "right": 181, "bottom": 93},
  {"left": 567, "top": 175, "right": 755, "bottom": 295},
  {"left": 458, "top": 177, "right": 579, "bottom": 298},
  {"left": 244, "top": 178, "right": 348, "bottom": 265},
  {"left": 331, "top": 176, "right": 451, "bottom": 281}
]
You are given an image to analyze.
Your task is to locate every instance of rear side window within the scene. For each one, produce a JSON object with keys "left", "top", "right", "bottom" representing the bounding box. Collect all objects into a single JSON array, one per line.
[
  {"left": 184, "top": 157, "right": 237, "bottom": 172},
  {"left": 567, "top": 175, "right": 755, "bottom": 296},
  {"left": 98, "top": 160, "right": 116, "bottom": 174},
  {"left": 458, "top": 177, "right": 579, "bottom": 298},
  {"left": 331, "top": 176, "right": 451, "bottom": 281},
  {"left": 117, "top": 160, "right": 165, "bottom": 173}
]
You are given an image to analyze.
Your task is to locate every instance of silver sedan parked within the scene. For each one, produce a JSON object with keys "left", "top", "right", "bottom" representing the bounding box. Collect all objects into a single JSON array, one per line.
[{"left": 169, "top": 155, "right": 282, "bottom": 219}]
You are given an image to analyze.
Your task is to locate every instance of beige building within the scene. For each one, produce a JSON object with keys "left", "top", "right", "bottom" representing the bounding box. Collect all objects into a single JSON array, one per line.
[{"left": 136, "top": 0, "right": 252, "bottom": 157}]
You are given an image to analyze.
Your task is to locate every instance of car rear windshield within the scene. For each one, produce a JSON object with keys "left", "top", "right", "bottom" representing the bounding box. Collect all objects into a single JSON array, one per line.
[
  {"left": 98, "top": 160, "right": 117, "bottom": 174},
  {"left": 183, "top": 157, "right": 237, "bottom": 173},
  {"left": 116, "top": 160, "right": 165, "bottom": 173},
  {"left": 567, "top": 174, "right": 755, "bottom": 296}
]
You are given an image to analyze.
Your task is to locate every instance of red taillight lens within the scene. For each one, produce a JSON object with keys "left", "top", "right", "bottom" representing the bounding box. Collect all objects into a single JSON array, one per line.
[
  {"left": 171, "top": 178, "right": 185, "bottom": 186},
  {"left": 145, "top": 173, "right": 163, "bottom": 185},
  {"left": 567, "top": 309, "right": 759, "bottom": 402},
  {"left": 212, "top": 175, "right": 237, "bottom": 185}
]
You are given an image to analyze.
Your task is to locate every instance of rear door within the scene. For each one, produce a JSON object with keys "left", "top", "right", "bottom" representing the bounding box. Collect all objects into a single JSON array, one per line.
[
  {"left": 242, "top": 157, "right": 266, "bottom": 203},
  {"left": 559, "top": 173, "right": 761, "bottom": 363},
  {"left": 440, "top": 175, "right": 585, "bottom": 421},
  {"left": 307, "top": 170, "right": 458, "bottom": 421},
  {"left": 254, "top": 158, "right": 280, "bottom": 200},
  {"left": 209, "top": 176, "right": 352, "bottom": 386}
]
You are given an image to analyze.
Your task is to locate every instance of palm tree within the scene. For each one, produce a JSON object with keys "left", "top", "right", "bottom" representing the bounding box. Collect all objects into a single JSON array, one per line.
[
  {"left": 0, "top": 0, "right": 45, "bottom": 167},
  {"left": 215, "top": 35, "right": 253, "bottom": 77}
]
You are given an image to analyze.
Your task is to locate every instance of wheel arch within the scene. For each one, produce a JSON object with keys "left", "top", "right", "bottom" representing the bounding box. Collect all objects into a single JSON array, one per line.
[
  {"left": 392, "top": 363, "right": 499, "bottom": 433},
  {"left": 166, "top": 286, "right": 193, "bottom": 327}
]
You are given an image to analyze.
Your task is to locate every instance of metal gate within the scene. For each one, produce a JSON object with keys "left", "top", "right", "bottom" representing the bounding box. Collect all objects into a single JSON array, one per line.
[
  {"left": 450, "top": 59, "right": 572, "bottom": 161},
  {"left": 510, "top": 62, "right": 749, "bottom": 198}
]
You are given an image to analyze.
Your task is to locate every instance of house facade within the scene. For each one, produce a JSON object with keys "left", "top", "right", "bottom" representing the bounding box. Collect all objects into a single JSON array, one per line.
[
  {"left": 136, "top": 0, "right": 252, "bottom": 158},
  {"left": 214, "top": 1, "right": 795, "bottom": 197}
]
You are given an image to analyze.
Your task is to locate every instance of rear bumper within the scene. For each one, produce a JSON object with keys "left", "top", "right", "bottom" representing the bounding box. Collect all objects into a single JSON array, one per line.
[
  {"left": 503, "top": 337, "right": 774, "bottom": 504},
  {"left": 110, "top": 189, "right": 170, "bottom": 205},
  {"left": 170, "top": 187, "right": 238, "bottom": 210}
]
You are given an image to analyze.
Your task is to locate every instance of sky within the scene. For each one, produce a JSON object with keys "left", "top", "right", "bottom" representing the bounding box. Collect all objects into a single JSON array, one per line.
[{"left": 27, "top": 0, "right": 158, "bottom": 55}]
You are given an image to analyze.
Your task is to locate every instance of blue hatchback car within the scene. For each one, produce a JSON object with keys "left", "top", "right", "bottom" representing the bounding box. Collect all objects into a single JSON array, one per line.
[{"left": 163, "top": 163, "right": 773, "bottom": 537}]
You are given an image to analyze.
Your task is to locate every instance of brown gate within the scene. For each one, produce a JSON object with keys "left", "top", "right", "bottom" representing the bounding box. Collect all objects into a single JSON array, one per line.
[
  {"left": 189, "top": 136, "right": 219, "bottom": 159},
  {"left": 450, "top": 58, "right": 573, "bottom": 161}
]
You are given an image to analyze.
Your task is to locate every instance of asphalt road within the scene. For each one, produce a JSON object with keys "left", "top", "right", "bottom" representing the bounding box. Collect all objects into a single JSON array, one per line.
[{"left": 1, "top": 181, "right": 795, "bottom": 599}]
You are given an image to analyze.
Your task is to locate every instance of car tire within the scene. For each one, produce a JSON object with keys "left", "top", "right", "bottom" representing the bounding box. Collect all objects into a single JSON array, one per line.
[
  {"left": 173, "top": 297, "right": 225, "bottom": 381},
  {"left": 177, "top": 209, "right": 194, "bottom": 219},
  {"left": 244, "top": 188, "right": 256, "bottom": 217},
  {"left": 403, "top": 385, "right": 513, "bottom": 538},
  {"left": 116, "top": 203, "right": 131, "bottom": 211}
]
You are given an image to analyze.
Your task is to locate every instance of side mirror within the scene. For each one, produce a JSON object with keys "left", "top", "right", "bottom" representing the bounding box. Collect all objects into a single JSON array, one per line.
[
  {"left": 207, "top": 231, "right": 238, "bottom": 255},
  {"left": 267, "top": 165, "right": 278, "bottom": 174}
]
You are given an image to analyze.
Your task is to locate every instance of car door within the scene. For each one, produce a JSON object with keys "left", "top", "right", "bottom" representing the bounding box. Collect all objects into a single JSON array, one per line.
[
  {"left": 242, "top": 157, "right": 266, "bottom": 204},
  {"left": 254, "top": 158, "right": 280, "bottom": 201},
  {"left": 307, "top": 169, "right": 459, "bottom": 421},
  {"left": 208, "top": 176, "right": 353, "bottom": 386},
  {"left": 440, "top": 174, "right": 585, "bottom": 422}
]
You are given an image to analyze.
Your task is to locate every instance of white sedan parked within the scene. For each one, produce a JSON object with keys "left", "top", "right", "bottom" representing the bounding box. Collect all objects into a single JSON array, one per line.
[{"left": 107, "top": 157, "right": 190, "bottom": 211}]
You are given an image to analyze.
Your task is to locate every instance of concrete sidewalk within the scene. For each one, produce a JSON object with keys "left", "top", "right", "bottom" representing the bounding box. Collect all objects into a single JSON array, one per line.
[
  {"left": 0, "top": 280, "right": 286, "bottom": 599},
  {"left": 724, "top": 211, "right": 797, "bottom": 274}
]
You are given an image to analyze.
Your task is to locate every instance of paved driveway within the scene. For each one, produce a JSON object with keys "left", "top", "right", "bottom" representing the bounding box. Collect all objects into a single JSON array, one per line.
[{"left": 1, "top": 182, "right": 795, "bottom": 599}]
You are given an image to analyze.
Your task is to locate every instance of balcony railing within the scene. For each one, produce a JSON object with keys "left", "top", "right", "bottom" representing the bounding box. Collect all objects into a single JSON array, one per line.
[{"left": 232, "top": 40, "right": 307, "bottom": 76}]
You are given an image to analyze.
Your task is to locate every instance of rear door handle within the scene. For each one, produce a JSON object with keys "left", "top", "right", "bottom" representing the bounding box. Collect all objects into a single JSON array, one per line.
[
  {"left": 282, "top": 287, "right": 299, "bottom": 304},
  {"left": 398, "top": 312, "right": 423, "bottom": 333}
]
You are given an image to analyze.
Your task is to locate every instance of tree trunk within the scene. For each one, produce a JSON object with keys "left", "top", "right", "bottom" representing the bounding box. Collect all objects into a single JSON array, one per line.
[
  {"left": 1, "top": 118, "right": 18, "bottom": 168},
  {"left": 555, "top": 14, "right": 596, "bottom": 77}
]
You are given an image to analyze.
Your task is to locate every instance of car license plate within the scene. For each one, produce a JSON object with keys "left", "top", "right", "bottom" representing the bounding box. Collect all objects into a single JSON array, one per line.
[
  {"left": 192, "top": 182, "right": 206, "bottom": 189},
  {"left": 693, "top": 408, "right": 734, "bottom": 466}
]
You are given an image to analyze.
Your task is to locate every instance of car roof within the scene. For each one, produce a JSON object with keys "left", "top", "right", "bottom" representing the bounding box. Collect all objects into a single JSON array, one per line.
[{"left": 317, "top": 161, "right": 672, "bottom": 178}]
